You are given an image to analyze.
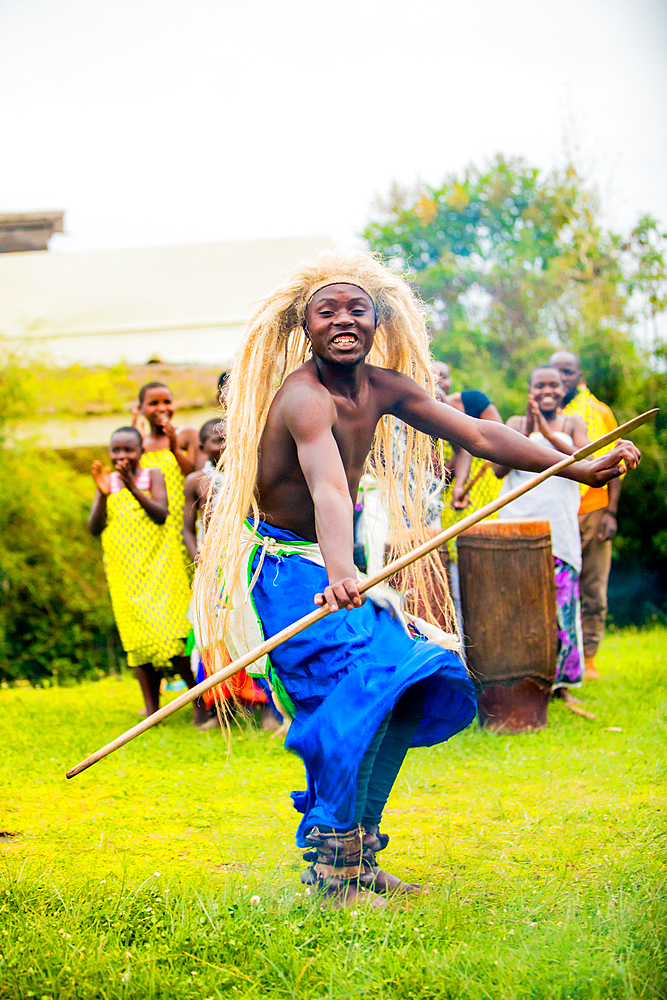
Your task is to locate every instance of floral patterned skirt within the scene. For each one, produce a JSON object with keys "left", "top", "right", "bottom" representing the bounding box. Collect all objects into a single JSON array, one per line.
[{"left": 553, "top": 557, "right": 584, "bottom": 688}]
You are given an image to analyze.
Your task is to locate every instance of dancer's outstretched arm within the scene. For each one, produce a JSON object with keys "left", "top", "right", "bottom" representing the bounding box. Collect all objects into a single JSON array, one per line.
[{"left": 390, "top": 374, "right": 640, "bottom": 487}]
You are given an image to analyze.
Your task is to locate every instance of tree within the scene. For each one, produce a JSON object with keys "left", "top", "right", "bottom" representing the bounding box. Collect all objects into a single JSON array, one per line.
[{"left": 364, "top": 157, "right": 667, "bottom": 619}]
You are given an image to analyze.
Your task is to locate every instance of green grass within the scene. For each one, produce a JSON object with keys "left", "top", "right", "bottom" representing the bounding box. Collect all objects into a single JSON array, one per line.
[{"left": 1, "top": 629, "right": 666, "bottom": 999}]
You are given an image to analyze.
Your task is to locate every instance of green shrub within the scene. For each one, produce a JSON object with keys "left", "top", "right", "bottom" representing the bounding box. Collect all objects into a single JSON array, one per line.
[
  {"left": 0, "top": 346, "right": 119, "bottom": 683},
  {"left": 0, "top": 444, "right": 120, "bottom": 684}
]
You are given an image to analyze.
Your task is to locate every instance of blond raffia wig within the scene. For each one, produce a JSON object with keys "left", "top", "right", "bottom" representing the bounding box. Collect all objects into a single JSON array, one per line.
[{"left": 195, "top": 250, "right": 456, "bottom": 685}]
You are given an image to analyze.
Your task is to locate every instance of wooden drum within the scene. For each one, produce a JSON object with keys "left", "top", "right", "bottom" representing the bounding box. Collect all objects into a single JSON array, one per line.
[{"left": 457, "top": 519, "right": 558, "bottom": 733}]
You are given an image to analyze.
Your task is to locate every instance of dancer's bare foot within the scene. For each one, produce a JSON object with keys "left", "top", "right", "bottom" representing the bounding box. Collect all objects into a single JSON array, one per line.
[{"left": 584, "top": 656, "right": 602, "bottom": 680}]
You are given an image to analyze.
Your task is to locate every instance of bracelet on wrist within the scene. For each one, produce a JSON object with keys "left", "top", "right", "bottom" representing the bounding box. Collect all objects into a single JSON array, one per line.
[{"left": 604, "top": 509, "right": 617, "bottom": 517}]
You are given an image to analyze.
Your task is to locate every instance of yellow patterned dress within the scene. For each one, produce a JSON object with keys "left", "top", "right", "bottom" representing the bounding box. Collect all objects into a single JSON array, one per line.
[
  {"left": 439, "top": 444, "right": 501, "bottom": 562},
  {"left": 101, "top": 468, "right": 191, "bottom": 668},
  {"left": 140, "top": 448, "right": 191, "bottom": 573}
]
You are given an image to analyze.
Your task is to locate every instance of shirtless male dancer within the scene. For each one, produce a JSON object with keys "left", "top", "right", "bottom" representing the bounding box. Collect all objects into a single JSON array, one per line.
[{"left": 195, "top": 252, "right": 639, "bottom": 909}]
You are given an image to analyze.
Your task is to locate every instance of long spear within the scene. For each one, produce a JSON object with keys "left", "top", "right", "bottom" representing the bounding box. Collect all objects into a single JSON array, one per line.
[{"left": 66, "top": 409, "right": 656, "bottom": 779}]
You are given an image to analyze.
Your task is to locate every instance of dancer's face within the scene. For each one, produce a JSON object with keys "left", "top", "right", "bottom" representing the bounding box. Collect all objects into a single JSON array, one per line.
[{"left": 305, "top": 284, "right": 376, "bottom": 366}]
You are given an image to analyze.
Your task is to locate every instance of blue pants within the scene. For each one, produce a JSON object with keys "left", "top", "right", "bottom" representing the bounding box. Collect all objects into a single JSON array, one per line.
[{"left": 250, "top": 521, "right": 476, "bottom": 846}]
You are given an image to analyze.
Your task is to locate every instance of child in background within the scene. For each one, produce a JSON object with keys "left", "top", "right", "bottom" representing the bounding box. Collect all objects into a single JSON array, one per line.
[
  {"left": 183, "top": 417, "right": 273, "bottom": 729},
  {"left": 89, "top": 426, "right": 207, "bottom": 723},
  {"left": 182, "top": 418, "right": 226, "bottom": 563},
  {"left": 217, "top": 371, "right": 230, "bottom": 406},
  {"left": 133, "top": 381, "right": 199, "bottom": 472},
  {"left": 493, "top": 367, "right": 591, "bottom": 713},
  {"left": 135, "top": 382, "right": 198, "bottom": 570}
]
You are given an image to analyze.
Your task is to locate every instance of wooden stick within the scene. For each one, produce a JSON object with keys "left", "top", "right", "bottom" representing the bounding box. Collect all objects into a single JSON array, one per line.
[{"left": 66, "top": 408, "right": 656, "bottom": 779}]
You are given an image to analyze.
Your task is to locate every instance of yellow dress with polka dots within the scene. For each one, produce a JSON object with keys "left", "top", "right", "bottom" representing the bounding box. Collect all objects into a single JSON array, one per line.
[
  {"left": 140, "top": 448, "right": 191, "bottom": 573},
  {"left": 101, "top": 468, "right": 191, "bottom": 668},
  {"left": 439, "top": 444, "right": 501, "bottom": 561}
]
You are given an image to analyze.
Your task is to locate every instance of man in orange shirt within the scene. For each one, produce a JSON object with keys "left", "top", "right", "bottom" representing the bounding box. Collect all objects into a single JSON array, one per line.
[{"left": 550, "top": 351, "right": 621, "bottom": 679}]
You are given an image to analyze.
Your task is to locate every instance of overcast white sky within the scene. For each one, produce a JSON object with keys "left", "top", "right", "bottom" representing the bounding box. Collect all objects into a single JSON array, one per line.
[{"left": 1, "top": 0, "right": 665, "bottom": 253}]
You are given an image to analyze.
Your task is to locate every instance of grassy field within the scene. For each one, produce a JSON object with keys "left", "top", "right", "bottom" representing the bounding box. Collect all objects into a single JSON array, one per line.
[{"left": 1, "top": 628, "right": 666, "bottom": 999}]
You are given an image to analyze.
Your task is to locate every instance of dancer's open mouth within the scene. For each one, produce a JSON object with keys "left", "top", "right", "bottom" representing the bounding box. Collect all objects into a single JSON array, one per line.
[{"left": 331, "top": 334, "right": 357, "bottom": 346}]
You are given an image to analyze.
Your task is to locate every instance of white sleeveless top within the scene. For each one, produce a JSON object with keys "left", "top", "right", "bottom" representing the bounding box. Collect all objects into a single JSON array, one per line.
[{"left": 499, "top": 431, "right": 582, "bottom": 572}]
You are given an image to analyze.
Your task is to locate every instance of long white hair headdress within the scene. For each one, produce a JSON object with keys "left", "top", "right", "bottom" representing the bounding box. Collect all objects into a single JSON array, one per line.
[{"left": 196, "top": 250, "right": 456, "bottom": 681}]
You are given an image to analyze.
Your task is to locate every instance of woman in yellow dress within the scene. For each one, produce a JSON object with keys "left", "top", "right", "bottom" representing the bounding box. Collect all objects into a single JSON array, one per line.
[
  {"left": 89, "top": 426, "right": 206, "bottom": 723},
  {"left": 134, "top": 381, "right": 199, "bottom": 573},
  {"left": 431, "top": 364, "right": 504, "bottom": 623}
]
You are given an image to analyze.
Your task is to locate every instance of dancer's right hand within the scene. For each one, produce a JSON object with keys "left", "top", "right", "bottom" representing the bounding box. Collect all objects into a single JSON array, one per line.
[{"left": 315, "top": 577, "right": 366, "bottom": 613}]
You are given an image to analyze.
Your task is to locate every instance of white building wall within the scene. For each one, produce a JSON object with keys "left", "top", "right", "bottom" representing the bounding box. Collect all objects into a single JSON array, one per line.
[{"left": 0, "top": 235, "right": 332, "bottom": 366}]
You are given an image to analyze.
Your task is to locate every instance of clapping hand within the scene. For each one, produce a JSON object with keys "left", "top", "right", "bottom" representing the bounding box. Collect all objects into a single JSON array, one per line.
[
  {"left": 528, "top": 395, "right": 568, "bottom": 450},
  {"left": 91, "top": 460, "right": 111, "bottom": 495},
  {"left": 524, "top": 395, "right": 537, "bottom": 436},
  {"left": 115, "top": 459, "right": 135, "bottom": 490},
  {"left": 156, "top": 414, "right": 178, "bottom": 448},
  {"left": 528, "top": 395, "right": 552, "bottom": 437}
]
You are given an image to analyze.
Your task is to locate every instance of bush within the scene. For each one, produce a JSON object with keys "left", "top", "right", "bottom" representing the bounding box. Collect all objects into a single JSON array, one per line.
[
  {"left": 0, "top": 444, "right": 120, "bottom": 684},
  {"left": 0, "top": 348, "right": 120, "bottom": 684}
]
